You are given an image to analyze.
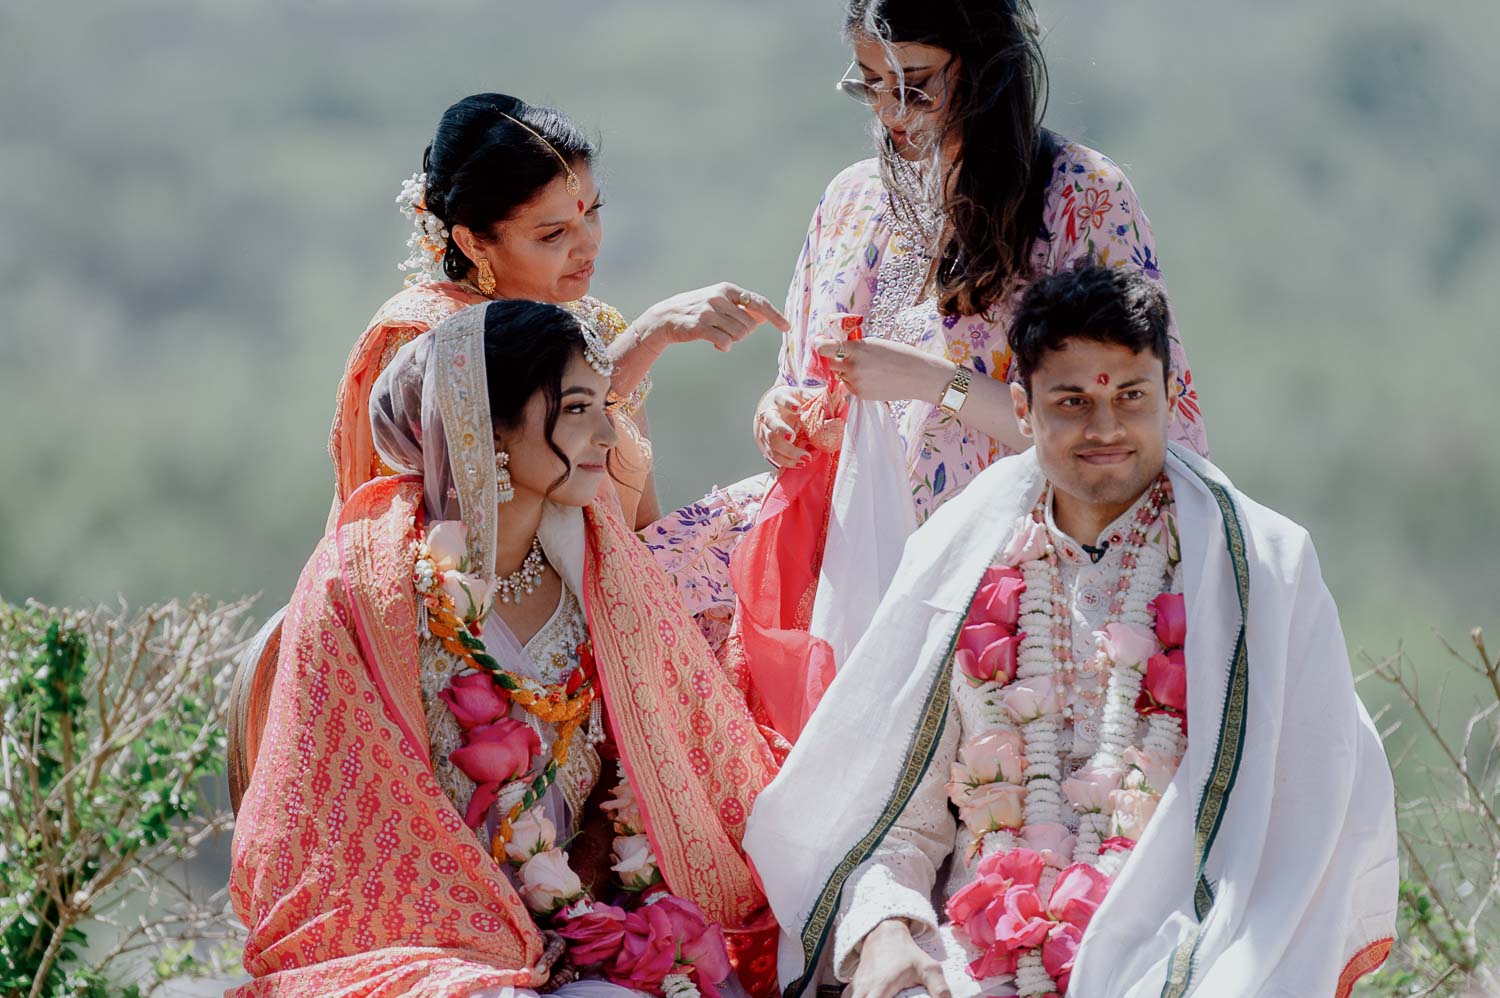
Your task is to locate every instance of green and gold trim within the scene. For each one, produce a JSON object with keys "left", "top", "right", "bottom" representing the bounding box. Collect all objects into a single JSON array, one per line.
[
  {"left": 783, "top": 607, "right": 969, "bottom": 998},
  {"left": 1160, "top": 465, "right": 1252, "bottom": 998}
]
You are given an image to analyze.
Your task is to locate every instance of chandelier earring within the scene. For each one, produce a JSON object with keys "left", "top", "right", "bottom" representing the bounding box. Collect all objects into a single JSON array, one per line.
[
  {"left": 495, "top": 449, "right": 515, "bottom": 504},
  {"left": 476, "top": 258, "right": 497, "bottom": 297}
]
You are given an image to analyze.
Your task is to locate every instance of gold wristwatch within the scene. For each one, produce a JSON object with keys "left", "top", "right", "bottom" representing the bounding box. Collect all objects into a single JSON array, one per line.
[{"left": 938, "top": 364, "right": 973, "bottom": 417}]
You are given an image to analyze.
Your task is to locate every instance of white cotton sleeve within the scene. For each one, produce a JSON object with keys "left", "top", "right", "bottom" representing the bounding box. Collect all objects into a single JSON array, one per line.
[{"left": 832, "top": 716, "right": 961, "bottom": 982}]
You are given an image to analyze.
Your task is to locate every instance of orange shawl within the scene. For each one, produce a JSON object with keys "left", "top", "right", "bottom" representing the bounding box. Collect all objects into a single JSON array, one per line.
[
  {"left": 231, "top": 478, "right": 778, "bottom": 996},
  {"left": 328, "top": 284, "right": 652, "bottom": 528}
]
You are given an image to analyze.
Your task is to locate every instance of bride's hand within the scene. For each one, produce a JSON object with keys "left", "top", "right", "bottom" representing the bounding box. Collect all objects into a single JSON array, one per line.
[
  {"left": 812, "top": 334, "right": 954, "bottom": 403},
  {"left": 754, "top": 385, "right": 814, "bottom": 469},
  {"left": 849, "top": 919, "right": 953, "bottom": 998},
  {"left": 629, "top": 282, "right": 790, "bottom": 354}
]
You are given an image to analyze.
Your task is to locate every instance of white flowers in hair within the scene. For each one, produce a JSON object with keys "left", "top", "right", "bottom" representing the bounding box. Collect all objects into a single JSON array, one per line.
[{"left": 396, "top": 171, "right": 449, "bottom": 283}]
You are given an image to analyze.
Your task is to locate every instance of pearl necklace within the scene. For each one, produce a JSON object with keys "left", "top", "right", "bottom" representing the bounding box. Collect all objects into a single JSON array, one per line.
[{"left": 496, "top": 536, "right": 547, "bottom": 605}]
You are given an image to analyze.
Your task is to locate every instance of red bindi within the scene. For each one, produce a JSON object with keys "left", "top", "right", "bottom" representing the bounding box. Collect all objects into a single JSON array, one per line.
[
  {"left": 1096, "top": 373, "right": 1110, "bottom": 386},
  {"left": 577, "top": 199, "right": 585, "bottom": 214}
]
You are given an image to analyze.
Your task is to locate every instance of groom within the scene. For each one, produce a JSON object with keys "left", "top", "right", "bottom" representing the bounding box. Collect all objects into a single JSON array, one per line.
[{"left": 745, "top": 265, "right": 1397, "bottom": 998}]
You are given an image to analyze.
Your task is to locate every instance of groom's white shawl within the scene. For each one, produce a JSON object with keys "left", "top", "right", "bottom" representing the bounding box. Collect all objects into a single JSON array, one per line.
[{"left": 744, "top": 445, "right": 1397, "bottom": 998}]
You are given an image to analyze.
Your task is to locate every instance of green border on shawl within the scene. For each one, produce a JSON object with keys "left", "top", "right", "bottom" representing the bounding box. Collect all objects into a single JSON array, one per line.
[
  {"left": 782, "top": 612, "right": 967, "bottom": 998},
  {"left": 1160, "top": 464, "right": 1251, "bottom": 998}
]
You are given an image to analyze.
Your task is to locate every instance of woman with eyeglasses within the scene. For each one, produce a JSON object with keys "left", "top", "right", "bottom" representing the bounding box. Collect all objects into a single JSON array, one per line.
[
  {"left": 648, "top": 0, "right": 1218, "bottom": 743},
  {"left": 753, "top": 0, "right": 1208, "bottom": 486}
]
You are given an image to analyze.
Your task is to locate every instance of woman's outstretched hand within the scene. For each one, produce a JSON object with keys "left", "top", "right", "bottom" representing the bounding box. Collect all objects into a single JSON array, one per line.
[{"left": 630, "top": 282, "right": 790, "bottom": 354}]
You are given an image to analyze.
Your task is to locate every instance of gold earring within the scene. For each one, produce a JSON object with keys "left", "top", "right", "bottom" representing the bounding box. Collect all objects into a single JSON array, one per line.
[
  {"left": 476, "top": 259, "right": 497, "bottom": 297},
  {"left": 495, "top": 450, "right": 514, "bottom": 503}
]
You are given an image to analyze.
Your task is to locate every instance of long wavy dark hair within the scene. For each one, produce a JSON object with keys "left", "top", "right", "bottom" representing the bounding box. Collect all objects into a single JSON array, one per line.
[
  {"left": 845, "top": 0, "right": 1059, "bottom": 318},
  {"left": 423, "top": 93, "right": 596, "bottom": 281}
]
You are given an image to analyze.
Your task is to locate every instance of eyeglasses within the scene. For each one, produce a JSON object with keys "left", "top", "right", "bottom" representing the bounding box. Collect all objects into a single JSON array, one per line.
[{"left": 834, "top": 60, "right": 939, "bottom": 110}]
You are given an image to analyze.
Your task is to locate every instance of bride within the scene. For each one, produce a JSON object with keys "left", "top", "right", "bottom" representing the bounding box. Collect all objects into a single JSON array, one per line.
[{"left": 231, "top": 301, "right": 783, "bottom": 997}]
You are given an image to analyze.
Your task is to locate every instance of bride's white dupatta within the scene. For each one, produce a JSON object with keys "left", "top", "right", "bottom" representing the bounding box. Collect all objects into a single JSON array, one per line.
[{"left": 745, "top": 445, "right": 1396, "bottom": 998}]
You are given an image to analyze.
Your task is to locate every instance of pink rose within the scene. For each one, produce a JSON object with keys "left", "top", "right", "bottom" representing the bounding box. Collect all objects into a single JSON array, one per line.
[
  {"left": 438, "top": 670, "right": 510, "bottom": 730},
  {"left": 953, "top": 729, "right": 1026, "bottom": 786},
  {"left": 1001, "top": 676, "right": 1060, "bottom": 724},
  {"left": 558, "top": 901, "right": 628, "bottom": 965},
  {"left": 651, "top": 896, "right": 732, "bottom": 998},
  {"left": 1096, "top": 622, "right": 1159, "bottom": 669},
  {"left": 1042, "top": 922, "right": 1083, "bottom": 994},
  {"left": 426, "top": 520, "right": 469, "bottom": 573},
  {"left": 607, "top": 904, "right": 677, "bottom": 992},
  {"left": 1060, "top": 764, "right": 1122, "bottom": 813},
  {"left": 449, "top": 718, "right": 540, "bottom": 827},
  {"left": 1137, "top": 649, "right": 1188, "bottom": 726},
  {"left": 1001, "top": 516, "right": 1049, "bottom": 566},
  {"left": 1121, "top": 747, "right": 1179, "bottom": 796},
  {"left": 1046, "top": 862, "right": 1111, "bottom": 928},
  {"left": 450, "top": 718, "right": 539, "bottom": 783},
  {"left": 1099, "top": 836, "right": 1136, "bottom": 855},
  {"left": 955, "top": 622, "right": 1023, "bottom": 687},
  {"left": 1149, "top": 592, "right": 1187, "bottom": 649},
  {"left": 1020, "top": 822, "right": 1077, "bottom": 870},
  {"left": 971, "top": 566, "right": 1026, "bottom": 631},
  {"left": 955, "top": 781, "right": 1026, "bottom": 835},
  {"left": 976, "top": 847, "right": 1046, "bottom": 890},
  {"left": 994, "top": 883, "right": 1051, "bottom": 951},
  {"left": 601, "top": 780, "right": 646, "bottom": 836},
  {"left": 1108, "top": 788, "right": 1161, "bottom": 841},
  {"left": 518, "top": 849, "right": 584, "bottom": 914}
]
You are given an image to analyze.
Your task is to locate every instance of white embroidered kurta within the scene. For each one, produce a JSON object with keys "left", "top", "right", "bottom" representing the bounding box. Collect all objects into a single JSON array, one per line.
[
  {"left": 833, "top": 490, "right": 1180, "bottom": 990},
  {"left": 745, "top": 446, "right": 1397, "bottom": 998}
]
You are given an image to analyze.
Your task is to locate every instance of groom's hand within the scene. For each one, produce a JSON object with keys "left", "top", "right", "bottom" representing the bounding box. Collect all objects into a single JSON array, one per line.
[{"left": 849, "top": 919, "right": 953, "bottom": 998}]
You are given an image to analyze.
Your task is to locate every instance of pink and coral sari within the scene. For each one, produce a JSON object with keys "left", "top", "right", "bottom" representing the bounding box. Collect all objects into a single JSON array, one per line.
[{"left": 230, "top": 476, "right": 782, "bottom": 996}]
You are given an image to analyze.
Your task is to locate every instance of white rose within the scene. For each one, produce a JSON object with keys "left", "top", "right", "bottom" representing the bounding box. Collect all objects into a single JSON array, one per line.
[
  {"left": 610, "top": 833, "right": 662, "bottom": 891},
  {"left": 504, "top": 808, "right": 557, "bottom": 865},
  {"left": 518, "top": 849, "right": 584, "bottom": 914},
  {"left": 1108, "top": 788, "right": 1161, "bottom": 841}
]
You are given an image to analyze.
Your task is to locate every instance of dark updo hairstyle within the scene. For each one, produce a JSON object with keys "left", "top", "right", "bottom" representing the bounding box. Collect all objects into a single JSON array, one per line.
[
  {"left": 1007, "top": 264, "right": 1172, "bottom": 397},
  {"left": 423, "top": 93, "right": 596, "bottom": 281},
  {"left": 483, "top": 299, "right": 592, "bottom": 494},
  {"left": 845, "top": 0, "right": 1059, "bottom": 319}
]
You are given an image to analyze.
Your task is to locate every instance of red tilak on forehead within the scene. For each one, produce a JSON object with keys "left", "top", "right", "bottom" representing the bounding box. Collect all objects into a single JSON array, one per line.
[{"left": 1097, "top": 373, "right": 1110, "bottom": 386}]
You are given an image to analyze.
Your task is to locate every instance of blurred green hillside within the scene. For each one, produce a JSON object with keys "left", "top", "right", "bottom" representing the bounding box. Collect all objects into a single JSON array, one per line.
[{"left": 1, "top": 0, "right": 1495, "bottom": 661}]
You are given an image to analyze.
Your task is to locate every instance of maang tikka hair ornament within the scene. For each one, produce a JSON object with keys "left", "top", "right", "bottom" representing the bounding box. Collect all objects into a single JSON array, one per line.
[{"left": 496, "top": 110, "right": 582, "bottom": 196}]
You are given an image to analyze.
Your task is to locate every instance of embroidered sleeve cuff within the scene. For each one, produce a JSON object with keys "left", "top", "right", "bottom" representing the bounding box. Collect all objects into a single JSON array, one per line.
[{"left": 833, "top": 861, "right": 941, "bottom": 982}]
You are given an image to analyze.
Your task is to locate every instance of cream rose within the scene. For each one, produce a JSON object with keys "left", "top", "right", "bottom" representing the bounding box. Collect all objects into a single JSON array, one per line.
[
  {"left": 441, "top": 571, "right": 497, "bottom": 624},
  {"left": 610, "top": 833, "right": 663, "bottom": 891},
  {"left": 1061, "top": 764, "right": 1123, "bottom": 813},
  {"left": 1108, "top": 788, "right": 1161, "bottom": 841},
  {"left": 518, "top": 849, "right": 584, "bottom": 914},
  {"left": 426, "top": 520, "right": 469, "bottom": 573},
  {"left": 504, "top": 808, "right": 557, "bottom": 865},
  {"left": 1121, "top": 746, "right": 1180, "bottom": 796}
]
